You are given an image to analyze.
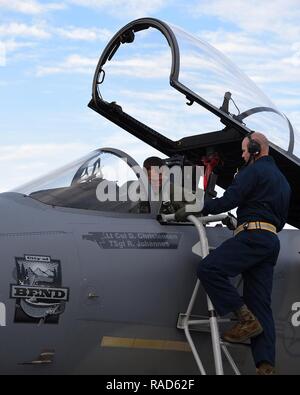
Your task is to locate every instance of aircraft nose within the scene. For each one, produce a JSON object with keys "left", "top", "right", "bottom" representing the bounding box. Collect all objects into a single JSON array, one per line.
[
  {"left": 0, "top": 193, "right": 32, "bottom": 233},
  {"left": 0, "top": 192, "right": 57, "bottom": 233}
]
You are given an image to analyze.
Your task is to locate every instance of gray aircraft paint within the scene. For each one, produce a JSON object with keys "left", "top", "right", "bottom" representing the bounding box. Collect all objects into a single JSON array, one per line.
[{"left": 0, "top": 192, "right": 299, "bottom": 374}]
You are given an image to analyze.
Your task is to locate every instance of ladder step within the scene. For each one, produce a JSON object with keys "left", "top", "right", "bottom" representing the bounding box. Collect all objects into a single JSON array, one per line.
[
  {"left": 220, "top": 340, "right": 251, "bottom": 349},
  {"left": 177, "top": 313, "right": 234, "bottom": 332}
]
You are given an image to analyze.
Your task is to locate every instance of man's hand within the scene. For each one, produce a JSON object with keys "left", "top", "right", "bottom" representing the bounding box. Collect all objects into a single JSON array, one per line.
[
  {"left": 221, "top": 212, "right": 237, "bottom": 230},
  {"left": 175, "top": 207, "right": 188, "bottom": 222}
]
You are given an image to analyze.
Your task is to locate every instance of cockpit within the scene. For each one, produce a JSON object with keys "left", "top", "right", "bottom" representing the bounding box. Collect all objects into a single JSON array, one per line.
[
  {"left": 14, "top": 148, "right": 152, "bottom": 214},
  {"left": 13, "top": 147, "right": 203, "bottom": 217}
]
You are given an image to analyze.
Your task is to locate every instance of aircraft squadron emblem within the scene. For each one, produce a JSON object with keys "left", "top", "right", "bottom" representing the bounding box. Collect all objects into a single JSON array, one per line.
[{"left": 10, "top": 255, "right": 69, "bottom": 324}]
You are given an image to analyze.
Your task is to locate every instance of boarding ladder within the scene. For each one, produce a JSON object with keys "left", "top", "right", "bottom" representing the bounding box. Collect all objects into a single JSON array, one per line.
[{"left": 160, "top": 213, "right": 241, "bottom": 375}]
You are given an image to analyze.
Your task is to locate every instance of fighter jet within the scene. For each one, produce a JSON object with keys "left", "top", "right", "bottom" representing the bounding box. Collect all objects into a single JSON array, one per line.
[{"left": 0, "top": 17, "right": 300, "bottom": 375}]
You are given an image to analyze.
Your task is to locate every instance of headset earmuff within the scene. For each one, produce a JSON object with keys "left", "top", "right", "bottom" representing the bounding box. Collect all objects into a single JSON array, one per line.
[{"left": 247, "top": 135, "right": 261, "bottom": 156}]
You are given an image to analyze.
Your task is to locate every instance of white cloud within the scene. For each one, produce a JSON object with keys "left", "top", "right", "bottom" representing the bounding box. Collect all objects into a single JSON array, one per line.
[
  {"left": 191, "top": 0, "right": 300, "bottom": 38},
  {"left": 194, "top": 28, "right": 300, "bottom": 111},
  {"left": 107, "top": 53, "right": 171, "bottom": 79},
  {"left": 274, "top": 98, "right": 300, "bottom": 109},
  {"left": 188, "top": 0, "right": 300, "bottom": 105},
  {"left": 0, "top": 143, "right": 93, "bottom": 192},
  {"left": 55, "top": 26, "right": 112, "bottom": 41},
  {"left": 1, "top": 39, "right": 36, "bottom": 53},
  {"left": 98, "top": 131, "right": 164, "bottom": 166},
  {"left": 199, "top": 30, "right": 283, "bottom": 58},
  {"left": 288, "top": 111, "right": 300, "bottom": 131},
  {"left": 245, "top": 61, "right": 300, "bottom": 85},
  {"left": 36, "top": 54, "right": 97, "bottom": 76},
  {"left": 116, "top": 89, "right": 221, "bottom": 140},
  {"left": 0, "top": 23, "right": 50, "bottom": 39},
  {"left": 69, "top": 0, "right": 167, "bottom": 18},
  {"left": 0, "top": 0, "right": 66, "bottom": 14},
  {"left": 120, "top": 89, "right": 180, "bottom": 103},
  {"left": 283, "top": 51, "right": 300, "bottom": 67},
  {"left": 0, "top": 139, "right": 165, "bottom": 192},
  {"left": 0, "top": 41, "right": 5, "bottom": 66},
  {"left": 36, "top": 51, "right": 172, "bottom": 78},
  {"left": 0, "top": 143, "right": 92, "bottom": 163},
  {"left": 0, "top": 22, "right": 113, "bottom": 43}
]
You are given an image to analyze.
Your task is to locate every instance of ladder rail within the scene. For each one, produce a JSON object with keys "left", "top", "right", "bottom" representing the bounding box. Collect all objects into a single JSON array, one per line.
[
  {"left": 160, "top": 212, "right": 241, "bottom": 375},
  {"left": 184, "top": 324, "right": 206, "bottom": 375},
  {"left": 221, "top": 344, "right": 241, "bottom": 375},
  {"left": 188, "top": 214, "right": 226, "bottom": 375}
]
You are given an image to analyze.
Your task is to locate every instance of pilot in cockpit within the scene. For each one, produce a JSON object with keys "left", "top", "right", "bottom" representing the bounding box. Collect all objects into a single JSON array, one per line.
[
  {"left": 142, "top": 156, "right": 201, "bottom": 215},
  {"left": 127, "top": 156, "right": 164, "bottom": 214},
  {"left": 143, "top": 156, "right": 164, "bottom": 196}
]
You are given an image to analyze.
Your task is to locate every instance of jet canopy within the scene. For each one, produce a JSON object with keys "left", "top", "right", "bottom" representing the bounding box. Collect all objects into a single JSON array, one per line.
[
  {"left": 89, "top": 17, "right": 300, "bottom": 228},
  {"left": 14, "top": 148, "right": 153, "bottom": 215}
]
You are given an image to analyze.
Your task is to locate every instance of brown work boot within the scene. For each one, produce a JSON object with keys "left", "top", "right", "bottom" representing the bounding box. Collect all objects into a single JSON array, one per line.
[
  {"left": 222, "top": 305, "right": 263, "bottom": 343},
  {"left": 256, "top": 362, "right": 275, "bottom": 375}
]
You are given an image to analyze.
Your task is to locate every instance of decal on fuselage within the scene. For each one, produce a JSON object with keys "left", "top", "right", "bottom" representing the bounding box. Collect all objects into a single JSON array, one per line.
[
  {"left": 0, "top": 303, "right": 6, "bottom": 327},
  {"left": 83, "top": 232, "right": 182, "bottom": 249},
  {"left": 10, "top": 255, "right": 69, "bottom": 324}
]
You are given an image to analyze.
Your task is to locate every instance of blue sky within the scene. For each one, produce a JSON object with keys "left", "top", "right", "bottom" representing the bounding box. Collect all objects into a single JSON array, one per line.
[{"left": 0, "top": 0, "right": 300, "bottom": 191}]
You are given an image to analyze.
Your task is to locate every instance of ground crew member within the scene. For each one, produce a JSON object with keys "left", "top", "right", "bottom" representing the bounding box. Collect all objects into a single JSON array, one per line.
[{"left": 175, "top": 132, "right": 291, "bottom": 375}]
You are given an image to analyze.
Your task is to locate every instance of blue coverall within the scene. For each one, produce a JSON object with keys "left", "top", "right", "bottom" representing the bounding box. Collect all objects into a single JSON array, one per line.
[{"left": 198, "top": 156, "right": 291, "bottom": 367}]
